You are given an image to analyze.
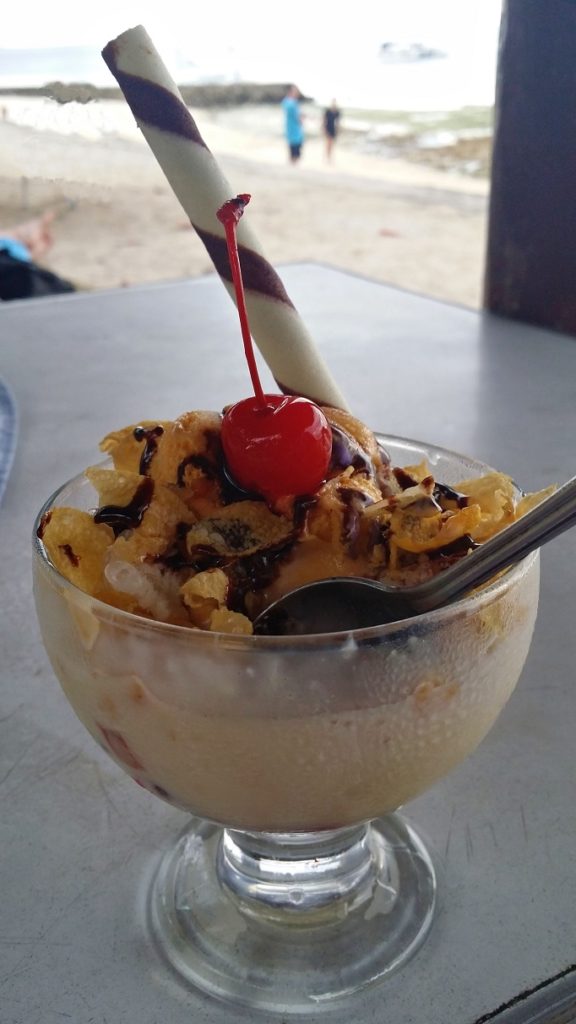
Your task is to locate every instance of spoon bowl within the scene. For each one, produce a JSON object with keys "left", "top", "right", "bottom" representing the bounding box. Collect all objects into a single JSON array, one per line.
[{"left": 254, "top": 472, "right": 576, "bottom": 635}]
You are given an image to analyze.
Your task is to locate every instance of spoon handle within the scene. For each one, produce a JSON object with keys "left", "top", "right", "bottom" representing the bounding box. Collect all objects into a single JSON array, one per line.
[{"left": 412, "top": 475, "right": 576, "bottom": 612}]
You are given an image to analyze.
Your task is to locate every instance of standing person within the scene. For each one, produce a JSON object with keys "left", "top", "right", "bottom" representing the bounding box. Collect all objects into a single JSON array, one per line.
[
  {"left": 281, "top": 84, "right": 304, "bottom": 164},
  {"left": 323, "top": 99, "right": 341, "bottom": 162}
]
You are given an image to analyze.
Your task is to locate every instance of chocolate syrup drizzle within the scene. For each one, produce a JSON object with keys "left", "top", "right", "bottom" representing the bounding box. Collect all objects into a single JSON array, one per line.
[
  {"left": 430, "top": 534, "right": 479, "bottom": 559},
  {"left": 156, "top": 526, "right": 297, "bottom": 615},
  {"left": 176, "top": 453, "right": 215, "bottom": 487},
  {"left": 159, "top": 500, "right": 321, "bottom": 604},
  {"left": 158, "top": 425, "right": 331, "bottom": 603},
  {"left": 36, "top": 510, "right": 52, "bottom": 539},
  {"left": 394, "top": 466, "right": 418, "bottom": 490},
  {"left": 126, "top": 414, "right": 475, "bottom": 609},
  {"left": 176, "top": 428, "right": 263, "bottom": 505},
  {"left": 94, "top": 478, "right": 154, "bottom": 538},
  {"left": 330, "top": 426, "right": 374, "bottom": 477},
  {"left": 226, "top": 539, "right": 297, "bottom": 611},
  {"left": 433, "top": 482, "right": 470, "bottom": 509},
  {"left": 92, "top": 424, "right": 162, "bottom": 537},
  {"left": 338, "top": 486, "right": 373, "bottom": 556},
  {"left": 393, "top": 468, "right": 470, "bottom": 512},
  {"left": 59, "top": 543, "right": 79, "bottom": 567},
  {"left": 154, "top": 522, "right": 194, "bottom": 571},
  {"left": 293, "top": 494, "right": 318, "bottom": 531},
  {"left": 134, "top": 424, "right": 164, "bottom": 475}
]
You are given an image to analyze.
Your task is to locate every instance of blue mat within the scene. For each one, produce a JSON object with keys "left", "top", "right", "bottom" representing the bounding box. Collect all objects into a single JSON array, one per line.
[{"left": 0, "top": 377, "right": 17, "bottom": 505}]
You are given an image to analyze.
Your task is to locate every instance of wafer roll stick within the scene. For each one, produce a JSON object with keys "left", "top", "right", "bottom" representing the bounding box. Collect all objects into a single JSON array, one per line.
[{"left": 102, "top": 26, "right": 348, "bottom": 410}]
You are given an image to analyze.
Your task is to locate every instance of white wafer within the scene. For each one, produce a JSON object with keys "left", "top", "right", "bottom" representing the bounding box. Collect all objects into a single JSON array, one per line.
[{"left": 102, "top": 25, "right": 348, "bottom": 410}]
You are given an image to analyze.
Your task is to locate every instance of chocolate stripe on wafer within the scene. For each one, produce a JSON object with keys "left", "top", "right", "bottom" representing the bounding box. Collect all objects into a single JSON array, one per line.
[
  {"left": 101, "top": 26, "right": 349, "bottom": 410},
  {"left": 103, "top": 46, "right": 292, "bottom": 305},
  {"left": 271, "top": 382, "right": 331, "bottom": 404},
  {"left": 195, "top": 228, "right": 295, "bottom": 307},
  {"left": 102, "top": 46, "right": 208, "bottom": 148}
]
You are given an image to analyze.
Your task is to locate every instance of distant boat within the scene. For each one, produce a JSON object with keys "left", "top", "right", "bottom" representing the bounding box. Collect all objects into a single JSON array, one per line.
[{"left": 379, "top": 42, "right": 446, "bottom": 63}]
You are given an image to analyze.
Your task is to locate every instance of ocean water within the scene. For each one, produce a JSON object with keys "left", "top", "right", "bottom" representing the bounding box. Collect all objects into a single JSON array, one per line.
[
  {"left": 0, "top": 48, "right": 108, "bottom": 89},
  {"left": 0, "top": 43, "right": 497, "bottom": 111}
]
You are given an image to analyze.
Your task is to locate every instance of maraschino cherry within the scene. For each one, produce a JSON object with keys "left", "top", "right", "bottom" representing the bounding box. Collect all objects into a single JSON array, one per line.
[{"left": 217, "top": 194, "right": 332, "bottom": 502}]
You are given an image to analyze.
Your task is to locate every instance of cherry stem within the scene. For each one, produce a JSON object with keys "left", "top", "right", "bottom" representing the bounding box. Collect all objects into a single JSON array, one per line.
[{"left": 217, "top": 195, "right": 267, "bottom": 410}]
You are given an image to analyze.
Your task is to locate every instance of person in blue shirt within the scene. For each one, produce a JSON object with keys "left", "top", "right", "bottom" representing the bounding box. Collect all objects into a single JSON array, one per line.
[{"left": 281, "top": 85, "right": 304, "bottom": 163}]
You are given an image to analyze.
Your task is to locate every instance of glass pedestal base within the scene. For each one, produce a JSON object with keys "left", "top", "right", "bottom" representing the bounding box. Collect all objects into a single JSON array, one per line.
[{"left": 147, "top": 814, "right": 436, "bottom": 1015}]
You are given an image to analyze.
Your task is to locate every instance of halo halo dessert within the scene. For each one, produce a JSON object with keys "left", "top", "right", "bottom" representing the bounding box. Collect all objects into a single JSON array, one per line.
[
  {"left": 28, "top": 23, "right": 548, "bottom": 1010},
  {"left": 33, "top": 432, "right": 541, "bottom": 832}
]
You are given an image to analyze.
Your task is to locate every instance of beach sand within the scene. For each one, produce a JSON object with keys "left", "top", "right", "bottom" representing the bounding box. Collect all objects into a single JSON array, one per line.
[{"left": 0, "top": 105, "right": 490, "bottom": 308}]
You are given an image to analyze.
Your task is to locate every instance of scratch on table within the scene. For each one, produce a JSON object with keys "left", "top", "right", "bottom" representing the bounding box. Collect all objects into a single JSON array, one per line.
[
  {"left": 29, "top": 1009, "right": 72, "bottom": 1024},
  {"left": 0, "top": 748, "right": 82, "bottom": 806},
  {"left": 37, "top": 751, "right": 82, "bottom": 781},
  {"left": 95, "top": 763, "right": 114, "bottom": 832},
  {"left": 28, "top": 1002, "right": 74, "bottom": 1024},
  {"left": 444, "top": 803, "right": 457, "bottom": 859},
  {"left": 8, "top": 852, "right": 139, "bottom": 984},
  {"left": 66, "top": 984, "right": 95, "bottom": 1017},
  {"left": 0, "top": 704, "right": 24, "bottom": 726},
  {"left": 36, "top": 887, "right": 94, "bottom": 942},
  {"left": 0, "top": 946, "right": 43, "bottom": 992},
  {"left": 0, "top": 937, "right": 70, "bottom": 946},
  {"left": 484, "top": 820, "right": 499, "bottom": 851},
  {"left": 0, "top": 736, "right": 40, "bottom": 787},
  {"left": 520, "top": 803, "right": 529, "bottom": 841},
  {"left": 93, "top": 763, "right": 142, "bottom": 839},
  {"left": 465, "top": 822, "right": 474, "bottom": 862}
]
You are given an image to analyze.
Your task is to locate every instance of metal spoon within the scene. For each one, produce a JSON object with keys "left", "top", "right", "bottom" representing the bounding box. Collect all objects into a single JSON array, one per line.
[{"left": 254, "top": 474, "right": 576, "bottom": 635}]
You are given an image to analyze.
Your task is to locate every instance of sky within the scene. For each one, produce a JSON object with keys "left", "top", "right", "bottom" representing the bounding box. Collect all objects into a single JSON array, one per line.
[
  {"left": 2, "top": 0, "right": 503, "bottom": 57},
  {"left": 1, "top": 1, "right": 504, "bottom": 105}
]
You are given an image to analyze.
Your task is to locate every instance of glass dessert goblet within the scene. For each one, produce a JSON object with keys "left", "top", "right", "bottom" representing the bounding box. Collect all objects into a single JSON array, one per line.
[{"left": 32, "top": 437, "right": 540, "bottom": 1015}]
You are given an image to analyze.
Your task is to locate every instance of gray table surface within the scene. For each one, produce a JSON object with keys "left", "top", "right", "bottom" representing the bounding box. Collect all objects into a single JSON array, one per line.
[{"left": 1, "top": 264, "right": 576, "bottom": 1024}]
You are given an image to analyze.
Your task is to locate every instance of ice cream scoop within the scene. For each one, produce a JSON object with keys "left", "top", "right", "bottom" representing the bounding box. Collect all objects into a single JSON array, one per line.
[{"left": 254, "top": 472, "right": 576, "bottom": 633}]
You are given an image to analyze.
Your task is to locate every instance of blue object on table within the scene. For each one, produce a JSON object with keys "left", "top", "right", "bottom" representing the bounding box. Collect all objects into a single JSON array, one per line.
[
  {"left": 0, "top": 238, "right": 32, "bottom": 262},
  {"left": 0, "top": 376, "right": 17, "bottom": 505}
]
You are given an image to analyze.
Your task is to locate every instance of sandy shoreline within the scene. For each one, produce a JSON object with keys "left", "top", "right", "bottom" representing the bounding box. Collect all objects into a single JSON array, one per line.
[{"left": 0, "top": 106, "right": 490, "bottom": 308}]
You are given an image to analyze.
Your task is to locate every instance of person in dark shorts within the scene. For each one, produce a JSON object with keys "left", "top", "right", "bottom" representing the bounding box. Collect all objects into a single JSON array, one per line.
[{"left": 323, "top": 99, "right": 341, "bottom": 162}]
